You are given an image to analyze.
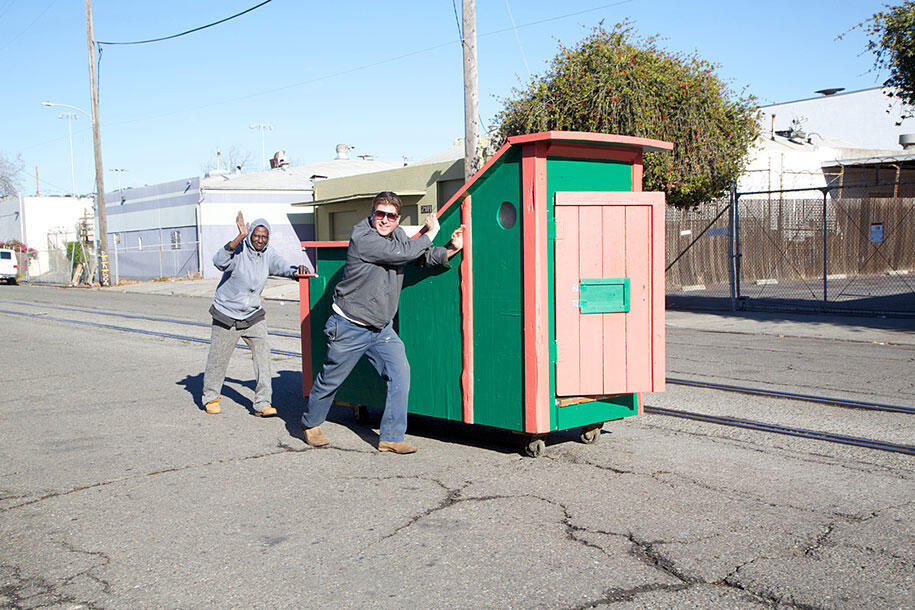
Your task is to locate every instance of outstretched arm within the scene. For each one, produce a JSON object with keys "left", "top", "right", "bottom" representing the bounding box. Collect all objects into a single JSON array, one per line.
[{"left": 228, "top": 211, "right": 248, "bottom": 250}]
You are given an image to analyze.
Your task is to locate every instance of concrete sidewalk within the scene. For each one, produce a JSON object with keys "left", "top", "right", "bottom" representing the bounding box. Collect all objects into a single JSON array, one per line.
[{"left": 95, "top": 276, "right": 915, "bottom": 346}]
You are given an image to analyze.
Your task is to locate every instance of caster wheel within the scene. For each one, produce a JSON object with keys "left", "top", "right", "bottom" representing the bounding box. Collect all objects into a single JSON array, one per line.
[
  {"left": 580, "top": 424, "right": 602, "bottom": 444},
  {"left": 353, "top": 405, "right": 370, "bottom": 424},
  {"left": 524, "top": 438, "right": 546, "bottom": 458}
]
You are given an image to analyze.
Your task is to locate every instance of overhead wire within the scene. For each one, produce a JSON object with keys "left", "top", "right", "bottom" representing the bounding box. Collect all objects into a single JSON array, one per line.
[{"left": 96, "top": 0, "right": 273, "bottom": 46}]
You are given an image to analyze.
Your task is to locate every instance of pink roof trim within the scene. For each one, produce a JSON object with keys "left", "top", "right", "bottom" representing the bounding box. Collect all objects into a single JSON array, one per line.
[{"left": 436, "top": 131, "right": 672, "bottom": 218}]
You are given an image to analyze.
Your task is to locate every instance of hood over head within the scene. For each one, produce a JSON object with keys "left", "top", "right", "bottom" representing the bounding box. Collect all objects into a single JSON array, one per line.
[{"left": 245, "top": 218, "right": 271, "bottom": 251}]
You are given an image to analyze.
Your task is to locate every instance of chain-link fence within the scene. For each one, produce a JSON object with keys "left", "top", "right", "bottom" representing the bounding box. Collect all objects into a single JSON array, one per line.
[
  {"left": 666, "top": 187, "right": 915, "bottom": 315},
  {"left": 21, "top": 239, "right": 201, "bottom": 285}
]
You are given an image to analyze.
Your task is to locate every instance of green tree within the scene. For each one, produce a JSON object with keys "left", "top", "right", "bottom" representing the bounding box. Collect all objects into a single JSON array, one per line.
[
  {"left": 494, "top": 23, "right": 759, "bottom": 208},
  {"left": 849, "top": 1, "right": 915, "bottom": 120}
]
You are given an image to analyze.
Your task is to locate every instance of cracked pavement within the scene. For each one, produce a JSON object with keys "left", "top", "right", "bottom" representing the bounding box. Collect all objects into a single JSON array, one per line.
[{"left": 0, "top": 288, "right": 913, "bottom": 608}]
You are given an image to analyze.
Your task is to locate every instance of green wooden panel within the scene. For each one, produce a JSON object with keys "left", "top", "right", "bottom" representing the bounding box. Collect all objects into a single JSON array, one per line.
[
  {"left": 546, "top": 157, "right": 632, "bottom": 430},
  {"left": 555, "top": 393, "right": 638, "bottom": 430},
  {"left": 307, "top": 214, "right": 466, "bottom": 421},
  {"left": 308, "top": 248, "right": 386, "bottom": 407},
  {"left": 398, "top": 203, "right": 464, "bottom": 421},
  {"left": 579, "top": 278, "right": 630, "bottom": 313},
  {"left": 468, "top": 147, "right": 524, "bottom": 431}
]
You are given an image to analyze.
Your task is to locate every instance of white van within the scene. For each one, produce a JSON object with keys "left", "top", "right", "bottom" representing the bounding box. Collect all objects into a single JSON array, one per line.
[{"left": 0, "top": 248, "right": 18, "bottom": 284}]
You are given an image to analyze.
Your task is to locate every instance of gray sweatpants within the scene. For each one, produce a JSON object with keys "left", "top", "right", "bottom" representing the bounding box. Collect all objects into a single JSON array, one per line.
[{"left": 202, "top": 319, "right": 272, "bottom": 412}]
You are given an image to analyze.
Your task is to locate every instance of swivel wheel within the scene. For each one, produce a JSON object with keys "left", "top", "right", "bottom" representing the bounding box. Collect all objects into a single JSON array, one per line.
[
  {"left": 524, "top": 437, "right": 546, "bottom": 458},
  {"left": 353, "top": 405, "right": 370, "bottom": 425},
  {"left": 580, "top": 423, "right": 603, "bottom": 444}
]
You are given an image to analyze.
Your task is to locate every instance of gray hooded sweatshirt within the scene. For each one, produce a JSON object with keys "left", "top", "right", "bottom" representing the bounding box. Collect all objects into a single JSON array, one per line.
[{"left": 211, "top": 218, "right": 303, "bottom": 322}]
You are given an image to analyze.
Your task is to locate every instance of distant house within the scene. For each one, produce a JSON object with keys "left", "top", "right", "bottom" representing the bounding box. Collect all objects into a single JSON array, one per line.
[
  {"left": 301, "top": 143, "right": 465, "bottom": 241},
  {"left": 103, "top": 146, "right": 402, "bottom": 280}
]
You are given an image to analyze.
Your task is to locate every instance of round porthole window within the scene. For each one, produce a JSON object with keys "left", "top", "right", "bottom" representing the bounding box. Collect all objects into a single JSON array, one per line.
[{"left": 498, "top": 201, "right": 516, "bottom": 229}]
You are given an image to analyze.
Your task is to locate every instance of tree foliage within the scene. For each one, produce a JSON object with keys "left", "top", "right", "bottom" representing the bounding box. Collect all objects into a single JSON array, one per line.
[
  {"left": 0, "top": 151, "right": 24, "bottom": 200},
  {"left": 494, "top": 23, "right": 759, "bottom": 208},
  {"left": 850, "top": 1, "right": 915, "bottom": 119}
]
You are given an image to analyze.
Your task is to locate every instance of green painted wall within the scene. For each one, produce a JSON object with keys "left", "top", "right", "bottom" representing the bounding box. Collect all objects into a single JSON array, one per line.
[{"left": 466, "top": 148, "right": 524, "bottom": 430}]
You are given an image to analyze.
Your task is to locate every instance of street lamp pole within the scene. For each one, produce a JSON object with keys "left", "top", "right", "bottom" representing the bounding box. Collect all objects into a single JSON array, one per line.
[
  {"left": 249, "top": 123, "right": 274, "bottom": 171},
  {"left": 58, "top": 112, "right": 79, "bottom": 195}
]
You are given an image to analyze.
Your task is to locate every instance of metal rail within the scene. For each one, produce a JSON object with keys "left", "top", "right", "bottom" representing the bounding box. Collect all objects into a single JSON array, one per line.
[
  {"left": 667, "top": 377, "right": 915, "bottom": 415},
  {"left": 0, "top": 299, "right": 300, "bottom": 338},
  {"left": 644, "top": 405, "right": 915, "bottom": 455}
]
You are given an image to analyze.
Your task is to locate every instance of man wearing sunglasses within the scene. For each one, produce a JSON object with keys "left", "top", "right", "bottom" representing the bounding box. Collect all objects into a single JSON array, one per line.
[{"left": 301, "top": 191, "right": 464, "bottom": 454}]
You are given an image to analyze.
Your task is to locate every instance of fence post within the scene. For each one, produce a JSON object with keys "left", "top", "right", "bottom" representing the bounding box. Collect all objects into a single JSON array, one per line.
[
  {"left": 728, "top": 182, "right": 736, "bottom": 311},
  {"left": 734, "top": 191, "right": 742, "bottom": 303},
  {"left": 822, "top": 188, "right": 828, "bottom": 303}
]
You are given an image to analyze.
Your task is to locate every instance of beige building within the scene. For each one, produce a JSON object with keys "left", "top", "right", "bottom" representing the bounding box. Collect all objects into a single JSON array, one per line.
[{"left": 305, "top": 146, "right": 464, "bottom": 241}]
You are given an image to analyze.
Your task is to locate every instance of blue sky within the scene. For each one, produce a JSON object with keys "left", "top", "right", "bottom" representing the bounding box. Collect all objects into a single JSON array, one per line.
[{"left": 1, "top": 0, "right": 891, "bottom": 195}]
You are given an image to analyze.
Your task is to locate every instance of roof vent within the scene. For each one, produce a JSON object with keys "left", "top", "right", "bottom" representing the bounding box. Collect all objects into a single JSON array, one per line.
[
  {"left": 335, "top": 144, "right": 350, "bottom": 160},
  {"left": 900, "top": 134, "right": 915, "bottom": 150},
  {"left": 269, "top": 150, "right": 289, "bottom": 169},
  {"left": 815, "top": 87, "right": 844, "bottom": 96}
]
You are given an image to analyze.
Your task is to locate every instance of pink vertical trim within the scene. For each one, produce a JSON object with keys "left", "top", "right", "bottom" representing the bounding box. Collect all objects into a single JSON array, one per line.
[
  {"left": 298, "top": 275, "right": 313, "bottom": 397},
  {"left": 632, "top": 152, "right": 643, "bottom": 192},
  {"left": 522, "top": 143, "right": 551, "bottom": 434},
  {"left": 637, "top": 392, "right": 644, "bottom": 416},
  {"left": 554, "top": 206, "right": 580, "bottom": 395},
  {"left": 460, "top": 196, "right": 474, "bottom": 424},
  {"left": 651, "top": 200, "right": 666, "bottom": 391}
]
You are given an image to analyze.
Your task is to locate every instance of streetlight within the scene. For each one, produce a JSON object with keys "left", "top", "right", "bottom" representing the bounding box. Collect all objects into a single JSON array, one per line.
[
  {"left": 58, "top": 113, "right": 79, "bottom": 195},
  {"left": 249, "top": 123, "right": 274, "bottom": 171},
  {"left": 42, "top": 101, "right": 92, "bottom": 196}
]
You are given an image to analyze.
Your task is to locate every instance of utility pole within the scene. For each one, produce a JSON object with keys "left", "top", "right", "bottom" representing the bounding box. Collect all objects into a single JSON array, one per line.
[
  {"left": 86, "top": 0, "right": 110, "bottom": 285},
  {"left": 462, "top": 0, "right": 480, "bottom": 183}
]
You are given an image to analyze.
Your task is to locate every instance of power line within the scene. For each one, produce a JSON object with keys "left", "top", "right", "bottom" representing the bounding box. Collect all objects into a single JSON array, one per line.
[
  {"left": 96, "top": 0, "right": 273, "bottom": 46},
  {"left": 0, "top": 0, "right": 59, "bottom": 54}
]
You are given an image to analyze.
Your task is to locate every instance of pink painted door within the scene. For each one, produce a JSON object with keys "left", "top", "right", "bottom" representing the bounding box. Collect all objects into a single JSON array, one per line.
[{"left": 554, "top": 191, "right": 665, "bottom": 396}]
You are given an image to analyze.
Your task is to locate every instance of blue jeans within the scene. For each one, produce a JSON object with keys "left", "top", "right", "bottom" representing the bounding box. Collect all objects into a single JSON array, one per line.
[{"left": 301, "top": 313, "right": 411, "bottom": 442}]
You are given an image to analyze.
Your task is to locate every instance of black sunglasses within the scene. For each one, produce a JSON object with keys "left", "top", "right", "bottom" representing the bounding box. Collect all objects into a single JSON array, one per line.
[{"left": 373, "top": 210, "right": 400, "bottom": 221}]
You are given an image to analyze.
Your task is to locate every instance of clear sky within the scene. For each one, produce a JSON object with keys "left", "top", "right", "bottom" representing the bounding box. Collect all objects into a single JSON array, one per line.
[{"left": 0, "top": 0, "right": 891, "bottom": 196}]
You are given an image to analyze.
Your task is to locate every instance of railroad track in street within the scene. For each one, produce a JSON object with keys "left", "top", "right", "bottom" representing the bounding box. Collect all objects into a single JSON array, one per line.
[{"left": 3, "top": 300, "right": 913, "bottom": 456}]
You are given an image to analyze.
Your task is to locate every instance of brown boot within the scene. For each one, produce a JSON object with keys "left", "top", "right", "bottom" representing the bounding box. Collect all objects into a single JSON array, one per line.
[
  {"left": 301, "top": 424, "right": 329, "bottom": 447},
  {"left": 254, "top": 405, "right": 277, "bottom": 417},
  {"left": 204, "top": 397, "right": 221, "bottom": 414},
  {"left": 378, "top": 440, "right": 417, "bottom": 454}
]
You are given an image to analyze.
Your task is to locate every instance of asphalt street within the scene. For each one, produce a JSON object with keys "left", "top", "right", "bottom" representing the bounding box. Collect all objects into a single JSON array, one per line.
[{"left": 0, "top": 282, "right": 913, "bottom": 608}]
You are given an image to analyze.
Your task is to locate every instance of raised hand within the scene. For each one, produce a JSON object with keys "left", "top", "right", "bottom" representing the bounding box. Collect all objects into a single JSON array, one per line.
[{"left": 236, "top": 211, "right": 249, "bottom": 239}]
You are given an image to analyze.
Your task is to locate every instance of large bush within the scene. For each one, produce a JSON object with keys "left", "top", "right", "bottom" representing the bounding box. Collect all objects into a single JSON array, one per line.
[{"left": 495, "top": 23, "right": 759, "bottom": 208}]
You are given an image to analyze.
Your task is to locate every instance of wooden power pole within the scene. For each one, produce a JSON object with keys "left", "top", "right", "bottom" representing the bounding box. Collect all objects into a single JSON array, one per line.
[
  {"left": 462, "top": 0, "right": 480, "bottom": 183},
  {"left": 86, "top": 0, "right": 110, "bottom": 285}
]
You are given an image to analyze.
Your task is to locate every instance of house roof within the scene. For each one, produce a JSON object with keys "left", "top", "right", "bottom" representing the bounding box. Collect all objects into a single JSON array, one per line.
[
  {"left": 201, "top": 158, "right": 403, "bottom": 191},
  {"left": 826, "top": 151, "right": 915, "bottom": 167}
]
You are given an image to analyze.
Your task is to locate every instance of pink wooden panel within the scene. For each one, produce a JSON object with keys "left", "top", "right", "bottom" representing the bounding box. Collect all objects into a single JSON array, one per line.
[
  {"left": 577, "top": 206, "right": 605, "bottom": 395},
  {"left": 600, "top": 206, "right": 628, "bottom": 393},
  {"left": 554, "top": 191, "right": 666, "bottom": 396},
  {"left": 651, "top": 202, "right": 666, "bottom": 391},
  {"left": 554, "top": 206, "right": 581, "bottom": 396},
  {"left": 624, "top": 206, "right": 652, "bottom": 391}
]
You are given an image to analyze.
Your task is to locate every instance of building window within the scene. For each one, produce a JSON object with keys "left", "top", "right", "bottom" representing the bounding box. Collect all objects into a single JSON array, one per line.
[{"left": 171, "top": 230, "right": 181, "bottom": 250}]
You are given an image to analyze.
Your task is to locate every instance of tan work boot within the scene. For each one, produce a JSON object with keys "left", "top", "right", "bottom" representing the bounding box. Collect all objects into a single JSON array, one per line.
[
  {"left": 301, "top": 424, "right": 329, "bottom": 447},
  {"left": 378, "top": 440, "right": 417, "bottom": 454},
  {"left": 204, "top": 397, "right": 221, "bottom": 414},
  {"left": 254, "top": 405, "right": 277, "bottom": 417}
]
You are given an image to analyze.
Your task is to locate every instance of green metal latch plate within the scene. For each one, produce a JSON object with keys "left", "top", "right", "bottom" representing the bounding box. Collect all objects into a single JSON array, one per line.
[{"left": 578, "top": 278, "right": 630, "bottom": 313}]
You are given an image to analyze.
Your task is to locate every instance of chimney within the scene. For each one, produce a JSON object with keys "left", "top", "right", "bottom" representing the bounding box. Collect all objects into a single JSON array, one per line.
[{"left": 335, "top": 144, "right": 350, "bottom": 160}]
